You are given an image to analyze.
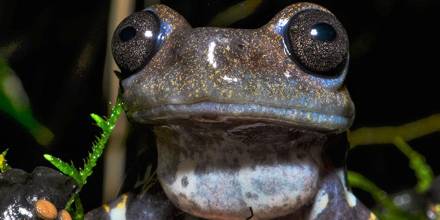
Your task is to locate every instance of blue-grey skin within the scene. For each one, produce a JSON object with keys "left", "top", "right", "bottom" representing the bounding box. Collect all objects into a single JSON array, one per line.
[{"left": 87, "top": 3, "right": 376, "bottom": 220}]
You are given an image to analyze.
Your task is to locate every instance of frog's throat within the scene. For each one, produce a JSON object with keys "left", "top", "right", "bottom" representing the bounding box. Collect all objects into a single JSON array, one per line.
[
  {"left": 130, "top": 102, "right": 352, "bottom": 133},
  {"left": 154, "top": 123, "right": 328, "bottom": 220}
]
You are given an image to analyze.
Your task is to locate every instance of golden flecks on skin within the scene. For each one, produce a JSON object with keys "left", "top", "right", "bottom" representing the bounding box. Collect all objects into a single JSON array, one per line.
[
  {"left": 120, "top": 3, "right": 354, "bottom": 131},
  {"left": 117, "top": 3, "right": 358, "bottom": 218},
  {"left": 35, "top": 199, "right": 58, "bottom": 220},
  {"left": 149, "top": 4, "right": 191, "bottom": 34}
]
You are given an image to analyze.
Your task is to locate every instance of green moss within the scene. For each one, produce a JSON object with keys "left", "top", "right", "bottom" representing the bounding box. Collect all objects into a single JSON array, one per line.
[
  {"left": 0, "top": 56, "right": 54, "bottom": 146},
  {"left": 44, "top": 99, "right": 123, "bottom": 219}
]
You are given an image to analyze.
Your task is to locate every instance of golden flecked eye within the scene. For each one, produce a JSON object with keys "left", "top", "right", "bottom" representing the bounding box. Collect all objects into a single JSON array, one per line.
[
  {"left": 112, "top": 11, "right": 160, "bottom": 78},
  {"left": 286, "top": 9, "right": 348, "bottom": 77}
]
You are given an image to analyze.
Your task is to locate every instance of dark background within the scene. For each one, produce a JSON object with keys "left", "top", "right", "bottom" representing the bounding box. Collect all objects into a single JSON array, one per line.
[{"left": 0, "top": 0, "right": 439, "bottom": 211}]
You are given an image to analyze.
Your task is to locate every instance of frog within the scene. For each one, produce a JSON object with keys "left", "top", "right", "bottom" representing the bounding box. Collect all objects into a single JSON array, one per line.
[{"left": 86, "top": 2, "right": 376, "bottom": 220}]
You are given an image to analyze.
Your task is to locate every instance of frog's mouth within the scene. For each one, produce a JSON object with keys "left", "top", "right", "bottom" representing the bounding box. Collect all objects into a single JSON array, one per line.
[{"left": 129, "top": 102, "right": 353, "bottom": 132}]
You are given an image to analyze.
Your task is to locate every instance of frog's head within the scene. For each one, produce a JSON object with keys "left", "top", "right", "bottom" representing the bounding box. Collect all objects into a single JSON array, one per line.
[
  {"left": 113, "top": 3, "right": 354, "bottom": 133},
  {"left": 112, "top": 3, "right": 355, "bottom": 219}
]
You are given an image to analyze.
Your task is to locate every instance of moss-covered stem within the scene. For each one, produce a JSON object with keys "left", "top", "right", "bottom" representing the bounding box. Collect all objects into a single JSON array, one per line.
[{"left": 44, "top": 98, "right": 123, "bottom": 218}]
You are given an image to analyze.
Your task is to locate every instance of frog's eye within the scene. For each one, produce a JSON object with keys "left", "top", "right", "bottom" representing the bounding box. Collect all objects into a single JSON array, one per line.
[
  {"left": 112, "top": 11, "right": 160, "bottom": 77},
  {"left": 286, "top": 9, "right": 348, "bottom": 77}
]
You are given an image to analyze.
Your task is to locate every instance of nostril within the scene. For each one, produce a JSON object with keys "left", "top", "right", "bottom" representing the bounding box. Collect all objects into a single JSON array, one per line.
[{"left": 119, "top": 26, "right": 137, "bottom": 42}]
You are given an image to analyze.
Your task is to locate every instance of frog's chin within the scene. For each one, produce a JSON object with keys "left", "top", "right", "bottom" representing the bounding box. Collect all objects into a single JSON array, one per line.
[
  {"left": 154, "top": 121, "right": 327, "bottom": 219},
  {"left": 129, "top": 102, "right": 352, "bottom": 133}
]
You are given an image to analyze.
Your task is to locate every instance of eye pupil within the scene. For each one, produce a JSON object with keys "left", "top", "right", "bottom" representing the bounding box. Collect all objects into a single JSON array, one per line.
[
  {"left": 310, "top": 23, "right": 336, "bottom": 42},
  {"left": 119, "top": 26, "right": 137, "bottom": 42}
]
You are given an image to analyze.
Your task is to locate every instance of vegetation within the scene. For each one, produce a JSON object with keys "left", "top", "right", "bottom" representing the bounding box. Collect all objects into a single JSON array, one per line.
[
  {"left": 348, "top": 115, "right": 440, "bottom": 219},
  {"left": 0, "top": 1, "right": 439, "bottom": 219},
  {"left": 209, "top": 0, "right": 262, "bottom": 26},
  {"left": 348, "top": 114, "right": 440, "bottom": 149},
  {"left": 0, "top": 57, "right": 54, "bottom": 146},
  {"left": 44, "top": 99, "right": 123, "bottom": 220}
]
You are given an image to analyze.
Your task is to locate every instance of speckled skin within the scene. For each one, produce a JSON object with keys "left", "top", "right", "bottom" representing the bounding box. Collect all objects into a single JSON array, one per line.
[
  {"left": 120, "top": 3, "right": 354, "bottom": 132},
  {"left": 155, "top": 123, "right": 324, "bottom": 219},
  {"left": 88, "top": 3, "right": 375, "bottom": 220}
]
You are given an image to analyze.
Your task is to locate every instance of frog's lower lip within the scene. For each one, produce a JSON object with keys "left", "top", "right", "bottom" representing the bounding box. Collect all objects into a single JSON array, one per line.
[{"left": 129, "top": 102, "right": 352, "bottom": 132}]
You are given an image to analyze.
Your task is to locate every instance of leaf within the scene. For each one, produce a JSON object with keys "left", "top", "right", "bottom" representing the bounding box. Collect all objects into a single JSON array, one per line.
[
  {"left": 90, "top": 113, "right": 106, "bottom": 130},
  {"left": 43, "top": 98, "right": 124, "bottom": 213},
  {"left": 79, "top": 99, "right": 123, "bottom": 182},
  {"left": 0, "top": 57, "right": 54, "bottom": 146},
  {"left": 44, "top": 154, "right": 82, "bottom": 184}
]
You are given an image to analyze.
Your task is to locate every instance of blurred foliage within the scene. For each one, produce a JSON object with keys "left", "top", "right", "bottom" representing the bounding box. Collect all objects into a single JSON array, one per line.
[
  {"left": 348, "top": 114, "right": 440, "bottom": 149},
  {"left": 348, "top": 171, "right": 422, "bottom": 220},
  {"left": 393, "top": 137, "right": 434, "bottom": 193},
  {"left": 45, "top": 99, "right": 123, "bottom": 220},
  {"left": 209, "top": 0, "right": 262, "bottom": 26},
  {"left": 0, "top": 56, "right": 53, "bottom": 146},
  {"left": 348, "top": 114, "right": 440, "bottom": 220}
]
